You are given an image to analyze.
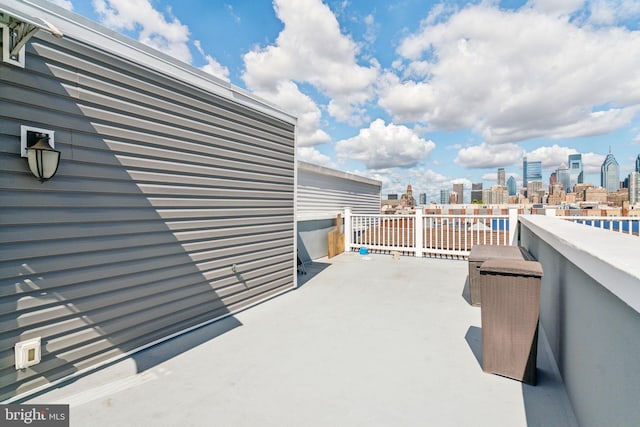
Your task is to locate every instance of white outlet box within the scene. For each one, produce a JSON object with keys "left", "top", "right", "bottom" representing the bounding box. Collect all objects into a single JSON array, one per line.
[{"left": 15, "top": 337, "right": 41, "bottom": 370}]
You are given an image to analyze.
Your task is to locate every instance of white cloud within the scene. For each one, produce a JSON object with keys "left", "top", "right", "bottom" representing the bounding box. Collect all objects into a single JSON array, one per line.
[
  {"left": 482, "top": 172, "right": 498, "bottom": 181},
  {"left": 588, "top": 0, "right": 640, "bottom": 26},
  {"left": 336, "top": 119, "right": 435, "bottom": 169},
  {"left": 526, "top": 0, "right": 585, "bottom": 16},
  {"left": 93, "top": 0, "right": 191, "bottom": 63},
  {"left": 50, "top": 0, "right": 73, "bottom": 10},
  {"left": 381, "top": 5, "right": 640, "bottom": 144},
  {"left": 297, "top": 147, "right": 333, "bottom": 167},
  {"left": 251, "top": 81, "right": 330, "bottom": 147},
  {"left": 242, "top": 0, "right": 378, "bottom": 124},
  {"left": 455, "top": 143, "right": 524, "bottom": 168},
  {"left": 193, "top": 40, "right": 229, "bottom": 81}
]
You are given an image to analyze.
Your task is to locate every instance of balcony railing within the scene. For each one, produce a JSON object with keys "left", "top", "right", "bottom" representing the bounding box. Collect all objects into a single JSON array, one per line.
[
  {"left": 345, "top": 208, "right": 517, "bottom": 258},
  {"left": 344, "top": 209, "right": 639, "bottom": 258},
  {"left": 556, "top": 215, "right": 640, "bottom": 235}
]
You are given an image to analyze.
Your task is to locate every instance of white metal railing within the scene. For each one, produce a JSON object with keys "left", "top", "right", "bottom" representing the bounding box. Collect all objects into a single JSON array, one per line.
[
  {"left": 345, "top": 208, "right": 516, "bottom": 258},
  {"left": 557, "top": 216, "right": 640, "bottom": 236}
]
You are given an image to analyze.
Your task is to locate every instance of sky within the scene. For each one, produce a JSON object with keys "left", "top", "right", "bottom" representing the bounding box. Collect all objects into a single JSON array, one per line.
[{"left": 49, "top": 0, "right": 640, "bottom": 202}]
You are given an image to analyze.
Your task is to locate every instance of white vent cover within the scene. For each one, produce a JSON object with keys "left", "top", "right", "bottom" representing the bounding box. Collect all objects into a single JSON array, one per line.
[{"left": 15, "top": 337, "right": 41, "bottom": 370}]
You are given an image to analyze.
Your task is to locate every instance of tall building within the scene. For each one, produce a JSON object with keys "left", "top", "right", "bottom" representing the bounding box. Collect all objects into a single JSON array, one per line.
[
  {"left": 506, "top": 176, "right": 517, "bottom": 196},
  {"left": 523, "top": 156, "right": 542, "bottom": 192},
  {"left": 497, "top": 168, "right": 505, "bottom": 186},
  {"left": 471, "top": 183, "right": 483, "bottom": 203},
  {"left": 527, "top": 180, "right": 543, "bottom": 197},
  {"left": 419, "top": 193, "right": 427, "bottom": 205},
  {"left": 453, "top": 183, "right": 464, "bottom": 204},
  {"left": 630, "top": 172, "right": 640, "bottom": 204},
  {"left": 556, "top": 164, "right": 570, "bottom": 193},
  {"left": 401, "top": 184, "right": 415, "bottom": 208},
  {"left": 387, "top": 194, "right": 398, "bottom": 200},
  {"left": 440, "top": 189, "right": 451, "bottom": 204},
  {"left": 568, "top": 154, "right": 583, "bottom": 191},
  {"left": 636, "top": 153, "right": 640, "bottom": 173},
  {"left": 483, "top": 185, "right": 508, "bottom": 205},
  {"left": 601, "top": 150, "right": 620, "bottom": 193}
]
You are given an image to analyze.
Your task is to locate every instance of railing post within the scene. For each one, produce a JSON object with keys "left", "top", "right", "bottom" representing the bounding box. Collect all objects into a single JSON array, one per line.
[
  {"left": 344, "top": 208, "right": 352, "bottom": 253},
  {"left": 415, "top": 208, "right": 423, "bottom": 257},
  {"left": 508, "top": 208, "right": 518, "bottom": 245}
]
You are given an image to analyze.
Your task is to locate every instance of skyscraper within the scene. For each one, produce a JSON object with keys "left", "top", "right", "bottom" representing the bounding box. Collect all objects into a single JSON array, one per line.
[
  {"left": 526, "top": 161, "right": 542, "bottom": 184},
  {"left": 556, "top": 164, "right": 570, "bottom": 193},
  {"left": 471, "top": 183, "right": 483, "bottom": 203},
  {"left": 497, "top": 168, "right": 505, "bottom": 186},
  {"left": 440, "top": 189, "right": 451, "bottom": 204},
  {"left": 419, "top": 193, "right": 427, "bottom": 205},
  {"left": 568, "top": 154, "right": 583, "bottom": 191},
  {"left": 629, "top": 172, "right": 640, "bottom": 204},
  {"left": 453, "top": 183, "right": 464, "bottom": 204},
  {"left": 601, "top": 150, "right": 620, "bottom": 193},
  {"left": 636, "top": 153, "right": 640, "bottom": 173},
  {"left": 506, "top": 176, "right": 517, "bottom": 196},
  {"left": 523, "top": 156, "right": 542, "bottom": 185}
]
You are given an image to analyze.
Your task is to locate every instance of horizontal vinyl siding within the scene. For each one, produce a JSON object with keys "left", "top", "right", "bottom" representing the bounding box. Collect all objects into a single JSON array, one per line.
[
  {"left": 0, "top": 33, "right": 295, "bottom": 400},
  {"left": 297, "top": 168, "right": 381, "bottom": 217}
]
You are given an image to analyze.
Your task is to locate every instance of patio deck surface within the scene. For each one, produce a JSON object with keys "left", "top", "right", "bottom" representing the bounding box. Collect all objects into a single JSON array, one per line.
[{"left": 26, "top": 252, "right": 577, "bottom": 426}]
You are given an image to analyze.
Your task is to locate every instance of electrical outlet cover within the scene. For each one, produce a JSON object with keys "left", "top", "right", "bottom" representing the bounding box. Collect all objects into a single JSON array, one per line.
[{"left": 15, "top": 337, "right": 41, "bottom": 370}]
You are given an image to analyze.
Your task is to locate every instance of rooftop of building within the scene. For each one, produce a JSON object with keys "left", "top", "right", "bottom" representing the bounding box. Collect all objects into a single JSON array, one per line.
[{"left": 24, "top": 253, "right": 577, "bottom": 427}]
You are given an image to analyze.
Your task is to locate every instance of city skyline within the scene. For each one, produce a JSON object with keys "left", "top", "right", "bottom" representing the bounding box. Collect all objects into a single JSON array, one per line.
[{"left": 55, "top": 0, "right": 640, "bottom": 199}]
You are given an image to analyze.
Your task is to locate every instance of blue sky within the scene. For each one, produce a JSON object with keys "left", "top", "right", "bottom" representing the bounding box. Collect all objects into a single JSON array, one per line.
[{"left": 52, "top": 0, "right": 640, "bottom": 201}]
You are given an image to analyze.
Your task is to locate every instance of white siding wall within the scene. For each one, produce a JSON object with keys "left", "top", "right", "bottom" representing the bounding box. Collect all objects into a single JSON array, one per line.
[{"left": 297, "top": 161, "right": 381, "bottom": 219}]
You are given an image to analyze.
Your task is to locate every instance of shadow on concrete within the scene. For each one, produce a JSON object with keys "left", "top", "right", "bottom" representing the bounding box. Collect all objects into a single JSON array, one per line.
[
  {"left": 133, "top": 316, "right": 243, "bottom": 372},
  {"left": 466, "top": 324, "right": 578, "bottom": 426},
  {"left": 461, "top": 275, "right": 472, "bottom": 305},
  {"left": 521, "top": 332, "right": 579, "bottom": 427},
  {"left": 464, "top": 326, "right": 483, "bottom": 369},
  {"left": 296, "top": 261, "right": 331, "bottom": 288}
]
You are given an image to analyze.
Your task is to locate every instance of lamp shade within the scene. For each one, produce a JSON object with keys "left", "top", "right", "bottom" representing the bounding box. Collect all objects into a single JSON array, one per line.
[{"left": 26, "top": 133, "right": 60, "bottom": 182}]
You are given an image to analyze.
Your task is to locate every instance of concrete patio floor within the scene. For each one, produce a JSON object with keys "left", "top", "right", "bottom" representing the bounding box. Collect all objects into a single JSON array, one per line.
[{"left": 25, "top": 252, "right": 577, "bottom": 426}]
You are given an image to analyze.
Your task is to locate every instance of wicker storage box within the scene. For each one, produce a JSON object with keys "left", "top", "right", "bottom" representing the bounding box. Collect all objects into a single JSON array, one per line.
[
  {"left": 468, "top": 245, "right": 533, "bottom": 307},
  {"left": 479, "top": 258, "right": 543, "bottom": 385}
]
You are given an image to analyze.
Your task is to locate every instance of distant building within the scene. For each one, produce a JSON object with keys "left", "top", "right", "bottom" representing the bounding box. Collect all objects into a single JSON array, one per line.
[
  {"left": 629, "top": 172, "right": 640, "bottom": 204},
  {"left": 387, "top": 194, "right": 398, "bottom": 200},
  {"left": 568, "top": 153, "right": 583, "bottom": 190},
  {"left": 400, "top": 184, "right": 415, "bottom": 208},
  {"left": 471, "top": 183, "right": 483, "bottom": 203},
  {"left": 574, "top": 183, "right": 594, "bottom": 203},
  {"left": 482, "top": 185, "right": 508, "bottom": 205},
  {"left": 636, "top": 154, "right": 640, "bottom": 173},
  {"left": 556, "top": 164, "right": 570, "bottom": 193},
  {"left": 601, "top": 150, "right": 620, "bottom": 193},
  {"left": 608, "top": 189, "right": 628, "bottom": 207},
  {"left": 497, "top": 168, "right": 505, "bottom": 186},
  {"left": 585, "top": 187, "right": 608, "bottom": 204},
  {"left": 440, "top": 189, "right": 451, "bottom": 204},
  {"left": 523, "top": 157, "right": 542, "bottom": 188},
  {"left": 419, "top": 192, "right": 427, "bottom": 205},
  {"left": 527, "top": 181, "right": 543, "bottom": 199},
  {"left": 449, "top": 191, "right": 458, "bottom": 204},
  {"left": 453, "top": 183, "right": 464, "bottom": 204},
  {"left": 506, "top": 176, "right": 517, "bottom": 196}
]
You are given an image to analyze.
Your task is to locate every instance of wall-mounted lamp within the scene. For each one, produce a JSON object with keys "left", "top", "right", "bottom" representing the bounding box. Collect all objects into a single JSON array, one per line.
[{"left": 20, "top": 126, "right": 60, "bottom": 182}]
